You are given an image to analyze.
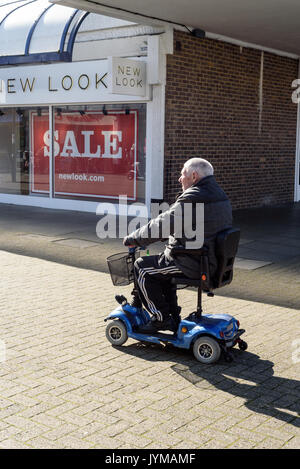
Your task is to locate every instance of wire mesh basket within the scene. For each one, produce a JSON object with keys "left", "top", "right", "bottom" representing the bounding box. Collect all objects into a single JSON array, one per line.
[{"left": 107, "top": 252, "right": 135, "bottom": 286}]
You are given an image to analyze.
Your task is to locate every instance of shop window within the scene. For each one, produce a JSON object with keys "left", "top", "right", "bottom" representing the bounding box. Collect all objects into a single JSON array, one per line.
[
  {"left": 0, "top": 107, "right": 49, "bottom": 196},
  {"left": 0, "top": 103, "right": 146, "bottom": 203},
  {"left": 52, "top": 104, "right": 146, "bottom": 203}
]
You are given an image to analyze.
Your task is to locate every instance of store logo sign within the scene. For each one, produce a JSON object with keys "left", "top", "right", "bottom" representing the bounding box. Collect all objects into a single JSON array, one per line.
[
  {"left": 0, "top": 59, "right": 148, "bottom": 105},
  {"left": 0, "top": 73, "right": 107, "bottom": 95},
  {"left": 108, "top": 57, "right": 147, "bottom": 97}
]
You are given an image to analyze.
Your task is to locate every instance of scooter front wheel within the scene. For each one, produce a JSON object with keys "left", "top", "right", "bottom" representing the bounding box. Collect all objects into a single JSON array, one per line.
[
  {"left": 106, "top": 320, "right": 128, "bottom": 346},
  {"left": 193, "top": 336, "right": 221, "bottom": 364},
  {"left": 238, "top": 339, "right": 248, "bottom": 351}
]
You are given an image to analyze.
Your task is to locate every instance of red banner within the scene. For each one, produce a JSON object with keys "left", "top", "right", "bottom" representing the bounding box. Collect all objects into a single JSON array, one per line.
[{"left": 30, "top": 111, "right": 138, "bottom": 199}]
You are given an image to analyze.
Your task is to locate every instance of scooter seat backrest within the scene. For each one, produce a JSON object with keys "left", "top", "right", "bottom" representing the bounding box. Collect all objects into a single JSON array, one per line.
[{"left": 213, "top": 227, "right": 240, "bottom": 288}]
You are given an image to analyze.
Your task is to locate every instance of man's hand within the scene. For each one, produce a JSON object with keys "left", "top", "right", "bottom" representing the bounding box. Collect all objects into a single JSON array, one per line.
[{"left": 123, "top": 236, "right": 135, "bottom": 247}]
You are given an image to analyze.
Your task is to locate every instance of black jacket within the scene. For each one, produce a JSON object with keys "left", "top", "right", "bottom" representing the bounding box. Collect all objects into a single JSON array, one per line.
[{"left": 127, "top": 175, "right": 232, "bottom": 279}]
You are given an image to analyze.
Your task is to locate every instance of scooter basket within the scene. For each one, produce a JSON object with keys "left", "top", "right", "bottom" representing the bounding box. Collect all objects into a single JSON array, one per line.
[{"left": 107, "top": 252, "right": 134, "bottom": 286}]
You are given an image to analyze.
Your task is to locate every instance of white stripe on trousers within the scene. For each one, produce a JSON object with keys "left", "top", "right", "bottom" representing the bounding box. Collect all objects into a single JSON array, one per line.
[{"left": 137, "top": 264, "right": 182, "bottom": 321}]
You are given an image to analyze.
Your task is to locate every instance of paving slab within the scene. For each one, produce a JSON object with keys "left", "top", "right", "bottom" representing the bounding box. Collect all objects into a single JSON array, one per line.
[
  {"left": 52, "top": 239, "right": 100, "bottom": 249},
  {"left": 234, "top": 257, "right": 272, "bottom": 270}
]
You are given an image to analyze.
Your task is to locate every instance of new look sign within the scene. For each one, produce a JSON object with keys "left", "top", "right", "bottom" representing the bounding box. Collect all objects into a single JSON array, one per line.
[
  {"left": 107, "top": 57, "right": 147, "bottom": 97},
  {"left": 0, "top": 59, "right": 149, "bottom": 106}
]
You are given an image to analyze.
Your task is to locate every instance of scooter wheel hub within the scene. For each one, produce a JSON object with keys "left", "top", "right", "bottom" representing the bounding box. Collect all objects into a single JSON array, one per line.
[
  {"left": 110, "top": 327, "right": 122, "bottom": 340},
  {"left": 199, "top": 343, "right": 213, "bottom": 358}
]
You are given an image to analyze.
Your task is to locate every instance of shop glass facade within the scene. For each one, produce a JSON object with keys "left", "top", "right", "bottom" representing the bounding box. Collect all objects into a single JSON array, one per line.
[{"left": 0, "top": 103, "right": 146, "bottom": 203}]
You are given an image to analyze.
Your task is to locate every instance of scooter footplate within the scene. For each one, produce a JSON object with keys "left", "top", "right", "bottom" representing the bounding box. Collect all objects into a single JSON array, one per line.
[
  {"left": 149, "top": 332, "right": 176, "bottom": 340},
  {"left": 130, "top": 331, "right": 176, "bottom": 344}
]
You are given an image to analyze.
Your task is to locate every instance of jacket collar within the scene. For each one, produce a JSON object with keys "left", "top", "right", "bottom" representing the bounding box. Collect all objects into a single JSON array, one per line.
[
  {"left": 176, "top": 175, "right": 215, "bottom": 200},
  {"left": 193, "top": 175, "right": 215, "bottom": 188}
]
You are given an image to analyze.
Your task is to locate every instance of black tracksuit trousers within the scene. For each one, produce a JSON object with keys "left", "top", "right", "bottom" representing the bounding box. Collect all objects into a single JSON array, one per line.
[{"left": 134, "top": 253, "right": 183, "bottom": 322}]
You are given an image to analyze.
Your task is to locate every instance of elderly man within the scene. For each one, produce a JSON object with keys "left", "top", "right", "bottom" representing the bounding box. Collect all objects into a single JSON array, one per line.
[{"left": 123, "top": 158, "right": 232, "bottom": 333}]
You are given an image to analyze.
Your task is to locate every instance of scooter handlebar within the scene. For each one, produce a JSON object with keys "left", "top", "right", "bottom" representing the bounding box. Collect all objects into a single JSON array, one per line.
[{"left": 128, "top": 246, "right": 147, "bottom": 254}]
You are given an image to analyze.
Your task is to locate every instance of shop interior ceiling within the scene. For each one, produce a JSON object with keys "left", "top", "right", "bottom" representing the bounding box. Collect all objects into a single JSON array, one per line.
[{"left": 51, "top": 0, "right": 300, "bottom": 57}]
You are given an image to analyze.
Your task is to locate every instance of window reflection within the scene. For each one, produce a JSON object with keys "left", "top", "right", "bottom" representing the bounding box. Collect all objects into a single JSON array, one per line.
[{"left": 0, "top": 107, "right": 49, "bottom": 196}]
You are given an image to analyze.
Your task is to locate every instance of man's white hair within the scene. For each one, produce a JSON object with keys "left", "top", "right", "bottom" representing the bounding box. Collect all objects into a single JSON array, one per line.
[{"left": 184, "top": 158, "right": 214, "bottom": 179}]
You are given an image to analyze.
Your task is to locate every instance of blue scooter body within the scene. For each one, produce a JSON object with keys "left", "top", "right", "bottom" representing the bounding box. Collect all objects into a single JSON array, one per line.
[{"left": 105, "top": 303, "right": 242, "bottom": 350}]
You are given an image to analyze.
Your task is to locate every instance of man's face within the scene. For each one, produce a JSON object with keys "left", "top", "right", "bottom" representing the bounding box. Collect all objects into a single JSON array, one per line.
[{"left": 179, "top": 166, "right": 197, "bottom": 191}]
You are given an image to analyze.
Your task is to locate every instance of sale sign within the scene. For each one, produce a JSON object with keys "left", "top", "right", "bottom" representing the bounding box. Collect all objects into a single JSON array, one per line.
[{"left": 30, "top": 111, "right": 138, "bottom": 200}]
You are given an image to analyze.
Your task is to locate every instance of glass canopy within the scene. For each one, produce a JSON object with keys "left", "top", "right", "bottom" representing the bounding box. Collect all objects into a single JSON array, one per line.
[{"left": 0, "top": 0, "right": 89, "bottom": 64}]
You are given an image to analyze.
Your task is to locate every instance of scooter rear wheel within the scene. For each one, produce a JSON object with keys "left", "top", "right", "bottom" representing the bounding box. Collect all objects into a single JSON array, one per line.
[
  {"left": 106, "top": 320, "right": 128, "bottom": 346},
  {"left": 193, "top": 336, "right": 221, "bottom": 364}
]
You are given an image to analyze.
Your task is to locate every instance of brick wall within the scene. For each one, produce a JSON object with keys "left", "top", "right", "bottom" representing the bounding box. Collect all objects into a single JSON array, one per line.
[{"left": 164, "top": 30, "right": 299, "bottom": 209}]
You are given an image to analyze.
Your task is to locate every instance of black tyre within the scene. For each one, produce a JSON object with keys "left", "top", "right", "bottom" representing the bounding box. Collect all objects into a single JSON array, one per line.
[
  {"left": 105, "top": 320, "right": 128, "bottom": 346},
  {"left": 193, "top": 336, "right": 221, "bottom": 364},
  {"left": 238, "top": 340, "right": 248, "bottom": 351}
]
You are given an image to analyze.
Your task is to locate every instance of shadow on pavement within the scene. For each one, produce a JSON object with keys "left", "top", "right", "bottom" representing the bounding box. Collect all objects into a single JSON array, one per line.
[{"left": 116, "top": 342, "right": 300, "bottom": 428}]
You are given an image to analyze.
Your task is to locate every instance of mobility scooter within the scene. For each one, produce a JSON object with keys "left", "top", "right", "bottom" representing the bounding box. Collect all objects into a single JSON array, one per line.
[{"left": 105, "top": 227, "right": 247, "bottom": 364}]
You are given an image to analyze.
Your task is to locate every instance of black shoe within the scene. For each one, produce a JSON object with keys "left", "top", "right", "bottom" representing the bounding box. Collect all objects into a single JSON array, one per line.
[
  {"left": 158, "top": 317, "right": 177, "bottom": 332},
  {"left": 171, "top": 306, "right": 181, "bottom": 315},
  {"left": 138, "top": 320, "right": 161, "bottom": 334},
  {"left": 138, "top": 315, "right": 178, "bottom": 334}
]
